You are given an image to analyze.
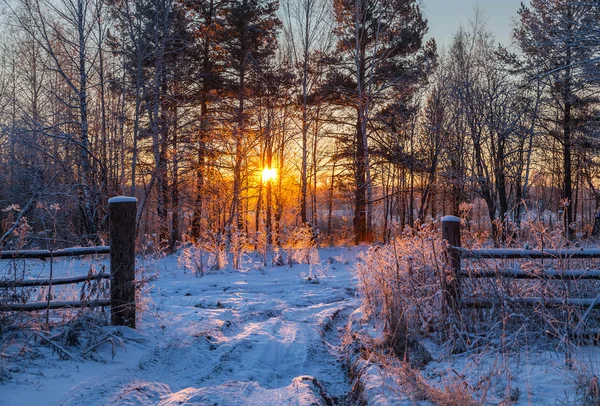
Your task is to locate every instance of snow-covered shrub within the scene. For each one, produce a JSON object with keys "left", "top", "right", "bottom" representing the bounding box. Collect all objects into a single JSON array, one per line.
[
  {"left": 141, "top": 233, "right": 169, "bottom": 273},
  {"left": 1, "top": 204, "right": 34, "bottom": 250},
  {"left": 230, "top": 230, "right": 250, "bottom": 270},
  {"left": 178, "top": 244, "right": 229, "bottom": 275},
  {"left": 357, "top": 216, "right": 600, "bottom": 354},
  {"left": 135, "top": 254, "right": 160, "bottom": 320},
  {"left": 253, "top": 228, "right": 282, "bottom": 267},
  {"left": 178, "top": 245, "right": 206, "bottom": 276},
  {"left": 565, "top": 347, "right": 600, "bottom": 404},
  {"left": 355, "top": 222, "right": 445, "bottom": 348},
  {"left": 0, "top": 311, "right": 125, "bottom": 368},
  {"left": 206, "top": 232, "right": 228, "bottom": 270},
  {"left": 0, "top": 260, "right": 34, "bottom": 330},
  {"left": 282, "top": 224, "right": 318, "bottom": 265},
  {"left": 391, "top": 363, "right": 479, "bottom": 405},
  {"left": 255, "top": 227, "right": 268, "bottom": 267},
  {"left": 573, "top": 367, "right": 600, "bottom": 406}
]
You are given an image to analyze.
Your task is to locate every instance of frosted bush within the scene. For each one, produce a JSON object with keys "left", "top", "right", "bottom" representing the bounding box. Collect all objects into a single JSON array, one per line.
[
  {"left": 179, "top": 230, "right": 228, "bottom": 274},
  {"left": 230, "top": 230, "right": 250, "bottom": 270},
  {"left": 1, "top": 204, "right": 33, "bottom": 250},
  {"left": 178, "top": 245, "right": 205, "bottom": 276},
  {"left": 355, "top": 217, "right": 600, "bottom": 353},
  {"left": 355, "top": 223, "right": 445, "bottom": 338},
  {"left": 255, "top": 227, "right": 268, "bottom": 266},
  {"left": 283, "top": 224, "right": 318, "bottom": 265}
]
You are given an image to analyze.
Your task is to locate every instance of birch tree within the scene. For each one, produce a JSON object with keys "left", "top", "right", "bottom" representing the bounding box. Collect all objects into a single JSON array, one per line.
[
  {"left": 8, "top": 0, "right": 104, "bottom": 239},
  {"left": 282, "top": 0, "right": 331, "bottom": 229}
]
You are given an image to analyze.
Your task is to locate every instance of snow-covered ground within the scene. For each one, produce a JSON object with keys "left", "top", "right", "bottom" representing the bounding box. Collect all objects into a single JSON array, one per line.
[
  {"left": 2, "top": 246, "right": 599, "bottom": 405},
  {"left": 1, "top": 247, "right": 361, "bottom": 405},
  {"left": 347, "top": 312, "right": 600, "bottom": 405}
]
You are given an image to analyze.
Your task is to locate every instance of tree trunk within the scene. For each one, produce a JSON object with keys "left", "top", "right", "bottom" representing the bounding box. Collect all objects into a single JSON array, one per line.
[
  {"left": 354, "top": 110, "right": 368, "bottom": 244},
  {"left": 327, "top": 158, "right": 336, "bottom": 246},
  {"left": 563, "top": 16, "right": 574, "bottom": 240},
  {"left": 564, "top": 87, "right": 573, "bottom": 239},
  {"left": 191, "top": 0, "right": 214, "bottom": 242},
  {"left": 77, "top": 0, "right": 96, "bottom": 238},
  {"left": 171, "top": 107, "right": 180, "bottom": 251}
]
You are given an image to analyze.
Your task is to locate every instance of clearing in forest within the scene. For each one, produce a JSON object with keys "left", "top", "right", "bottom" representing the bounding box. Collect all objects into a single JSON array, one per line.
[{"left": 1, "top": 247, "right": 360, "bottom": 405}]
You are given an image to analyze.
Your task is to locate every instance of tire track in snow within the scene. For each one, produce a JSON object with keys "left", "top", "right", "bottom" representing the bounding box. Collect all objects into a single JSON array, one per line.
[{"left": 58, "top": 250, "right": 361, "bottom": 405}]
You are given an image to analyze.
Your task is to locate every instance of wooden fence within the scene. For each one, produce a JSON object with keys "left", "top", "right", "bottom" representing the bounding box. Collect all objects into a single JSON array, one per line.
[
  {"left": 0, "top": 196, "right": 137, "bottom": 328},
  {"left": 441, "top": 216, "right": 600, "bottom": 313}
]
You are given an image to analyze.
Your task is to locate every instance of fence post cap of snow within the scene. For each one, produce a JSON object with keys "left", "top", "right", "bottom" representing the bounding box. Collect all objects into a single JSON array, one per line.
[
  {"left": 441, "top": 215, "right": 461, "bottom": 223},
  {"left": 108, "top": 196, "right": 138, "bottom": 204}
]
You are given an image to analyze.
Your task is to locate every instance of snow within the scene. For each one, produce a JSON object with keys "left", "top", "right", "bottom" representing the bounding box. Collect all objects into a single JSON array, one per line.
[
  {"left": 440, "top": 215, "right": 460, "bottom": 223},
  {"left": 2, "top": 246, "right": 599, "bottom": 405},
  {"left": 1, "top": 247, "right": 361, "bottom": 405},
  {"left": 107, "top": 196, "right": 138, "bottom": 204},
  {"left": 347, "top": 313, "right": 598, "bottom": 405}
]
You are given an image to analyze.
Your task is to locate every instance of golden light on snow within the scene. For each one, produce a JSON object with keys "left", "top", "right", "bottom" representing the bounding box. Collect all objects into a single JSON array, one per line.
[{"left": 261, "top": 167, "right": 277, "bottom": 182}]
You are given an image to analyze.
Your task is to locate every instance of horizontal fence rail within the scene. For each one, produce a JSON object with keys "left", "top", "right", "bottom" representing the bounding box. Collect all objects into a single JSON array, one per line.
[
  {"left": 453, "top": 247, "right": 600, "bottom": 260},
  {"left": 0, "top": 196, "right": 137, "bottom": 328},
  {"left": 0, "top": 272, "right": 110, "bottom": 288},
  {"left": 463, "top": 297, "right": 600, "bottom": 309},
  {"left": 3, "top": 298, "right": 111, "bottom": 312},
  {"left": 460, "top": 268, "right": 600, "bottom": 280},
  {"left": 0, "top": 246, "right": 110, "bottom": 260}
]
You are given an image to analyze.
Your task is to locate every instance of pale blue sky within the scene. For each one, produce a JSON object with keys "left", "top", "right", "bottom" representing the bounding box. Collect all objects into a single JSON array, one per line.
[{"left": 422, "top": 0, "right": 527, "bottom": 49}]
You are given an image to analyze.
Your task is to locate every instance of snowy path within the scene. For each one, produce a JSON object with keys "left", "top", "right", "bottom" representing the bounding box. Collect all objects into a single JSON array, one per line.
[{"left": 3, "top": 247, "right": 360, "bottom": 405}]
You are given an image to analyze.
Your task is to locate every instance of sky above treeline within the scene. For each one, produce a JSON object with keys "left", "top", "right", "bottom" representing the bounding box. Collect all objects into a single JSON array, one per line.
[{"left": 422, "top": 0, "right": 527, "bottom": 48}]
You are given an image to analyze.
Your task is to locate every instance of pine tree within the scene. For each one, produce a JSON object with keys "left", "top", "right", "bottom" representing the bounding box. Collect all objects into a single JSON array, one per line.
[
  {"left": 183, "top": 0, "right": 227, "bottom": 242},
  {"left": 218, "top": 0, "right": 281, "bottom": 233},
  {"left": 329, "top": 0, "right": 435, "bottom": 243},
  {"left": 515, "top": 0, "right": 600, "bottom": 238},
  {"left": 110, "top": 0, "right": 199, "bottom": 247}
]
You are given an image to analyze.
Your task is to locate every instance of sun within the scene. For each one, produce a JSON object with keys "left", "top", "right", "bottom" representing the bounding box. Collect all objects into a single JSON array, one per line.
[{"left": 262, "top": 167, "right": 277, "bottom": 182}]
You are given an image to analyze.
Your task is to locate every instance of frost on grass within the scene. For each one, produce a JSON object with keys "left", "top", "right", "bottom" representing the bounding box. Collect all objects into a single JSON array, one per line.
[
  {"left": 350, "top": 219, "right": 600, "bottom": 405},
  {"left": 0, "top": 253, "right": 157, "bottom": 389},
  {"left": 355, "top": 223, "right": 443, "bottom": 361}
]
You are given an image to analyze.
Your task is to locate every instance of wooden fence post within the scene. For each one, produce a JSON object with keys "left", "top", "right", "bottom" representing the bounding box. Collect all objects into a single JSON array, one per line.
[
  {"left": 441, "top": 216, "right": 461, "bottom": 317},
  {"left": 109, "top": 196, "right": 137, "bottom": 328}
]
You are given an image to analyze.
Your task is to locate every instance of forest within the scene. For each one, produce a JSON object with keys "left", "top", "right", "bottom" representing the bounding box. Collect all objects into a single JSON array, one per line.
[
  {"left": 0, "top": 0, "right": 599, "bottom": 252},
  {"left": 6, "top": 1, "right": 600, "bottom": 404}
]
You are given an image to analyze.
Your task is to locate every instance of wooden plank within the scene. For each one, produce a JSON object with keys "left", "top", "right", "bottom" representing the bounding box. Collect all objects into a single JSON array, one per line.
[
  {"left": 0, "top": 298, "right": 110, "bottom": 312},
  {"left": 442, "top": 217, "right": 461, "bottom": 318},
  {"left": 0, "top": 272, "right": 110, "bottom": 288},
  {"left": 454, "top": 247, "right": 600, "bottom": 259},
  {"left": 0, "top": 246, "right": 110, "bottom": 260},
  {"left": 463, "top": 297, "right": 600, "bottom": 309},
  {"left": 460, "top": 268, "right": 600, "bottom": 280},
  {"left": 109, "top": 197, "right": 137, "bottom": 328}
]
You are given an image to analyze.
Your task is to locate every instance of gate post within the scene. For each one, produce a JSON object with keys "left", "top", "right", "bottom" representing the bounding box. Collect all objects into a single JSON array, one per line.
[
  {"left": 109, "top": 196, "right": 137, "bottom": 328},
  {"left": 441, "top": 216, "right": 461, "bottom": 317}
]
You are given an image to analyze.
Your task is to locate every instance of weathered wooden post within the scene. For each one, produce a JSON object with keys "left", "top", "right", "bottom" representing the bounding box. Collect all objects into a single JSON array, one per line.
[
  {"left": 109, "top": 196, "right": 137, "bottom": 328},
  {"left": 441, "top": 216, "right": 461, "bottom": 317}
]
